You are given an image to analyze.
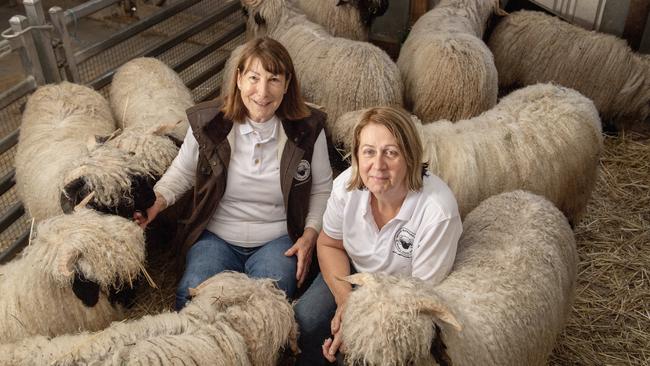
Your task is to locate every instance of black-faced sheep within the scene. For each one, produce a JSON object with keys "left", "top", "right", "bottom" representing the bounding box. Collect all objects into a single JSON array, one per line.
[
  {"left": 232, "top": 0, "right": 403, "bottom": 132},
  {"left": 0, "top": 273, "right": 297, "bottom": 366},
  {"left": 14, "top": 82, "right": 116, "bottom": 222},
  {"left": 332, "top": 83, "right": 602, "bottom": 225},
  {"left": 397, "top": 0, "right": 501, "bottom": 122},
  {"left": 488, "top": 10, "right": 650, "bottom": 131},
  {"left": 341, "top": 190, "right": 577, "bottom": 365},
  {"left": 0, "top": 208, "right": 145, "bottom": 344},
  {"left": 292, "top": 0, "right": 388, "bottom": 40}
]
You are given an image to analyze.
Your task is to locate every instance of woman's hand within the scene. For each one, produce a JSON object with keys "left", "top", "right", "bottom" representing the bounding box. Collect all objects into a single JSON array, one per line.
[
  {"left": 284, "top": 227, "right": 318, "bottom": 287},
  {"left": 133, "top": 193, "right": 167, "bottom": 229},
  {"left": 323, "top": 301, "right": 347, "bottom": 362}
]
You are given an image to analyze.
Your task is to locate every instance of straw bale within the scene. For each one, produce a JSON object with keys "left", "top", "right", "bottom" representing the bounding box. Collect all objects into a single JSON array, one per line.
[
  {"left": 110, "top": 57, "right": 193, "bottom": 142},
  {"left": 397, "top": 0, "right": 501, "bottom": 122},
  {"left": 231, "top": 0, "right": 402, "bottom": 132},
  {"left": 342, "top": 190, "right": 577, "bottom": 365},
  {"left": 488, "top": 10, "right": 650, "bottom": 131},
  {"left": 0, "top": 208, "right": 145, "bottom": 343},
  {"left": 14, "top": 82, "right": 116, "bottom": 222},
  {"left": 333, "top": 84, "right": 602, "bottom": 224}
]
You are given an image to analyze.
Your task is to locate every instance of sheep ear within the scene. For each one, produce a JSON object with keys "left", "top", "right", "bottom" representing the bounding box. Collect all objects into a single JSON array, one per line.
[
  {"left": 342, "top": 272, "right": 377, "bottom": 286},
  {"left": 416, "top": 299, "right": 462, "bottom": 331}
]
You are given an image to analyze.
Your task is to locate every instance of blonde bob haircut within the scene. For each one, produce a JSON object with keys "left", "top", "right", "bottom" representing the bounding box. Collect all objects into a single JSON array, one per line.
[
  {"left": 222, "top": 37, "right": 310, "bottom": 122},
  {"left": 347, "top": 106, "right": 426, "bottom": 192}
]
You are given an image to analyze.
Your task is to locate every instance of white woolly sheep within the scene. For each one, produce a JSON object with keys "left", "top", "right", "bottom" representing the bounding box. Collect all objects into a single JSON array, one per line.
[
  {"left": 488, "top": 10, "right": 650, "bottom": 130},
  {"left": 229, "top": 0, "right": 403, "bottom": 132},
  {"left": 291, "top": 0, "right": 388, "bottom": 41},
  {"left": 0, "top": 208, "right": 145, "bottom": 344},
  {"left": 60, "top": 58, "right": 191, "bottom": 217},
  {"left": 14, "top": 82, "right": 116, "bottom": 222},
  {"left": 341, "top": 190, "right": 577, "bottom": 365},
  {"left": 332, "top": 83, "right": 602, "bottom": 224},
  {"left": 109, "top": 57, "right": 193, "bottom": 142},
  {"left": 397, "top": 0, "right": 501, "bottom": 122},
  {"left": 0, "top": 272, "right": 297, "bottom": 366}
]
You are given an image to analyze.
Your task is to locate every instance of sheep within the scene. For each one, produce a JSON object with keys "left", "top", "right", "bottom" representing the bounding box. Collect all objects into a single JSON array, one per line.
[
  {"left": 291, "top": 0, "right": 388, "bottom": 41},
  {"left": 60, "top": 57, "right": 192, "bottom": 217},
  {"left": 14, "top": 81, "right": 116, "bottom": 222},
  {"left": 487, "top": 10, "right": 650, "bottom": 131},
  {"left": 0, "top": 272, "right": 298, "bottom": 366},
  {"left": 0, "top": 207, "right": 146, "bottom": 344},
  {"left": 231, "top": 0, "right": 403, "bottom": 132},
  {"left": 397, "top": 0, "right": 501, "bottom": 122},
  {"left": 340, "top": 190, "right": 578, "bottom": 366},
  {"left": 109, "top": 57, "right": 193, "bottom": 143},
  {"left": 332, "top": 83, "right": 602, "bottom": 224}
]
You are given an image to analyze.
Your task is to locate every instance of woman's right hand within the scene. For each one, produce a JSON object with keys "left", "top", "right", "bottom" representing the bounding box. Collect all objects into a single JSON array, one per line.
[
  {"left": 322, "top": 300, "right": 347, "bottom": 362},
  {"left": 133, "top": 193, "right": 167, "bottom": 229}
]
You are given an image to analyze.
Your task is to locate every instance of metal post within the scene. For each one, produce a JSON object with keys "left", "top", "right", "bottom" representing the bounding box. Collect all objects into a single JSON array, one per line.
[
  {"left": 23, "top": 0, "right": 61, "bottom": 82},
  {"left": 49, "top": 7, "right": 81, "bottom": 82},
  {"left": 9, "top": 15, "right": 46, "bottom": 85}
]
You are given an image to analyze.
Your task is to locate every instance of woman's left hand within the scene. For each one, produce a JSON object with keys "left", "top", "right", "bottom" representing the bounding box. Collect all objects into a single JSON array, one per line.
[{"left": 284, "top": 227, "right": 318, "bottom": 287}]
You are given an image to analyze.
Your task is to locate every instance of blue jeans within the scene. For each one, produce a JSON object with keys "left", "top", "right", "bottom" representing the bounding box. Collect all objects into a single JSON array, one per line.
[
  {"left": 175, "top": 230, "right": 297, "bottom": 310},
  {"left": 294, "top": 273, "right": 338, "bottom": 366}
]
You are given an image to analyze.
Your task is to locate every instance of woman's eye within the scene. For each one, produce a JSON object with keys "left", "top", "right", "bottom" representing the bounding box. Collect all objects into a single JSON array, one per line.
[
  {"left": 385, "top": 149, "right": 399, "bottom": 158},
  {"left": 248, "top": 75, "right": 258, "bottom": 81},
  {"left": 362, "top": 148, "right": 375, "bottom": 157}
]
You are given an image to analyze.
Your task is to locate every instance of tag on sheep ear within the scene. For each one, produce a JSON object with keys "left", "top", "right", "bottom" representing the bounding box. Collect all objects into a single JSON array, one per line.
[
  {"left": 416, "top": 299, "right": 462, "bottom": 332},
  {"left": 342, "top": 272, "right": 377, "bottom": 286}
]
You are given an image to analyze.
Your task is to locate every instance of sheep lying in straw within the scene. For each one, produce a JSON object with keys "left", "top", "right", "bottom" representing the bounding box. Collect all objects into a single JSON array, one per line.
[
  {"left": 341, "top": 190, "right": 577, "bottom": 365},
  {"left": 291, "top": 0, "right": 388, "bottom": 40},
  {"left": 488, "top": 10, "right": 650, "bottom": 130},
  {"left": 14, "top": 81, "right": 116, "bottom": 222},
  {"left": 0, "top": 272, "right": 297, "bottom": 366},
  {"left": 0, "top": 207, "right": 145, "bottom": 344},
  {"left": 397, "top": 0, "right": 501, "bottom": 123},
  {"left": 61, "top": 58, "right": 191, "bottom": 216},
  {"left": 233, "top": 0, "right": 402, "bottom": 131},
  {"left": 333, "top": 83, "right": 602, "bottom": 224}
]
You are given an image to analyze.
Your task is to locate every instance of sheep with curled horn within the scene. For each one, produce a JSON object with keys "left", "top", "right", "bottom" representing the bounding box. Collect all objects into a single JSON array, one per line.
[
  {"left": 332, "top": 83, "right": 602, "bottom": 225},
  {"left": 0, "top": 273, "right": 298, "bottom": 366},
  {"left": 488, "top": 10, "right": 650, "bottom": 132},
  {"left": 341, "top": 190, "right": 577, "bottom": 366},
  {"left": 14, "top": 81, "right": 116, "bottom": 223},
  {"left": 230, "top": 0, "right": 403, "bottom": 133},
  {"left": 61, "top": 57, "right": 193, "bottom": 218},
  {"left": 0, "top": 195, "right": 146, "bottom": 344},
  {"left": 291, "top": 0, "right": 388, "bottom": 40},
  {"left": 397, "top": 0, "right": 503, "bottom": 122}
]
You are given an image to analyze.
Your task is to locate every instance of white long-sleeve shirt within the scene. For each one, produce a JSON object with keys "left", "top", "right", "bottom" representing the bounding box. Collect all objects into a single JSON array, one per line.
[{"left": 155, "top": 115, "right": 332, "bottom": 247}]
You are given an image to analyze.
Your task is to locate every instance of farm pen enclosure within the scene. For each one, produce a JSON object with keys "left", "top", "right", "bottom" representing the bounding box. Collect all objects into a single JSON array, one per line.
[{"left": 0, "top": 0, "right": 649, "bottom": 365}]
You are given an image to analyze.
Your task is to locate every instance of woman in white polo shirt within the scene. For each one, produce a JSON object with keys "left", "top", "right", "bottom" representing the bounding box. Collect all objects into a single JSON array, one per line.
[{"left": 294, "top": 106, "right": 462, "bottom": 365}]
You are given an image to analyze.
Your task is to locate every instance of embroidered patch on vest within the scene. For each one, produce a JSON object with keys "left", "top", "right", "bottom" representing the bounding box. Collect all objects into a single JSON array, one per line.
[
  {"left": 393, "top": 227, "right": 415, "bottom": 258},
  {"left": 294, "top": 159, "right": 311, "bottom": 182}
]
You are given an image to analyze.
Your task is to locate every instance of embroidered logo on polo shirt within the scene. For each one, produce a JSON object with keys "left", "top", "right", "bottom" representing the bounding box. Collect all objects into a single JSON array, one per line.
[
  {"left": 294, "top": 159, "right": 311, "bottom": 182},
  {"left": 393, "top": 227, "right": 415, "bottom": 258}
]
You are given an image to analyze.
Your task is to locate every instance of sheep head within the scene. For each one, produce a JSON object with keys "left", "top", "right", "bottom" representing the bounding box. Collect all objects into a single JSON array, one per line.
[
  {"left": 183, "top": 272, "right": 299, "bottom": 364},
  {"left": 341, "top": 272, "right": 461, "bottom": 366},
  {"left": 344, "top": 0, "right": 389, "bottom": 26},
  {"left": 240, "top": 0, "right": 282, "bottom": 38}
]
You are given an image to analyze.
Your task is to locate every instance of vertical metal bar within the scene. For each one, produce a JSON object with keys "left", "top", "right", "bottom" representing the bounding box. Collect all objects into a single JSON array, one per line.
[
  {"left": 22, "top": 0, "right": 61, "bottom": 82},
  {"left": 594, "top": 0, "right": 606, "bottom": 30},
  {"left": 9, "top": 15, "right": 46, "bottom": 85},
  {"left": 622, "top": 0, "right": 650, "bottom": 50},
  {"left": 49, "top": 6, "right": 80, "bottom": 82}
]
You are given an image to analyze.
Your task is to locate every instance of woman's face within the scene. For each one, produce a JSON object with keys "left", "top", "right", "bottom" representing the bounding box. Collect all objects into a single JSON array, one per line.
[
  {"left": 357, "top": 123, "right": 408, "bottom": 198},
  {"left": 237, "top": 58, "right": 288, "bottom": 123}
]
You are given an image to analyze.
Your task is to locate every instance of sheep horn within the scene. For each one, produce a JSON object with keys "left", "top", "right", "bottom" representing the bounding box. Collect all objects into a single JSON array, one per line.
[
  {"left": 416, "top": 298, "right": 462, "bottom": 331},
  {"left": 74, "top": 191, "right": 96, "bottom": 212},
  {"left": 342, "top": 272, "right": 377, "bottom": 286},
  {"left": 150, "top": 120, "right": 182, "bottom": 136},
  {"left": 57, "top": 247, "right": 78, "bottom": 279}
]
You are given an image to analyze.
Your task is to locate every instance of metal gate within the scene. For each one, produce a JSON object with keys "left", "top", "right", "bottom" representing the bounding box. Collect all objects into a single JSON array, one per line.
[{"left": 0, "top": 0, "right": 245, "bottom": 262}]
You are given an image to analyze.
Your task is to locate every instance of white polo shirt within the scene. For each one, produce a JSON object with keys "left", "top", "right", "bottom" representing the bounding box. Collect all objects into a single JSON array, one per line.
[{"left": 322, "top": 168, "right": 462, "bottom": 283}]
